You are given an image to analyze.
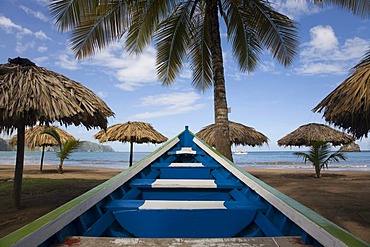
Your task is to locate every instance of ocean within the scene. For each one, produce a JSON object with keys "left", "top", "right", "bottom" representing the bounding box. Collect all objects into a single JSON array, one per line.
[{"left": 0, "top": 150, "right": 369, "bottom": 171}]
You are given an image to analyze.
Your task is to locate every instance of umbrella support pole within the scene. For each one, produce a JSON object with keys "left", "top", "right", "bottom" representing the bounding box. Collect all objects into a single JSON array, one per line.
[
  {"left": 40, "top": 145, "right": 45, "bottom": 172},
  {"left": 129, "top": 140, "right": 134, "bottom": 167},
  {"left": 14, "top": 122, "right": 25, "bottom": 209}
]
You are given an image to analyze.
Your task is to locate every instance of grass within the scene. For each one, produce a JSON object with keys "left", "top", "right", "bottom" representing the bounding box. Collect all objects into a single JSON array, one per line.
[
  {"left": 0, "top": 176, "right": 106, "bottom": 238},
  {"left": 0, "top": 177, "right": 100, "bottom": 195}
]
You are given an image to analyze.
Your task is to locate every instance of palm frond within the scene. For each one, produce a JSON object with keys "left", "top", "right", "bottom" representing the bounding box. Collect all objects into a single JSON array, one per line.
[
  {"left": 126, "top": 0, "right": 174, "bottom": 54},
  {"left": 245, "top": 0, "right": 299, "bottom": 66},
  {"left": 293, "top": 151, "right": 310, "bottom": 163},
  {"left": 58, "top": 139, "right": 80, "bottom": 160},
  {"left": 223, "top": 0, "right": 262, "bottom": 72},
  {"left": 42, "top": 128, "right": 62, "bottom": 148},
  {"left": 155, "top": 2, "right": 193, "bottom": 85},
  {"left": 189, "top": 3, "right": 213, "bottom": 91},
  {"left": 50, "top": 0, "right": 129, "bottom": 58},
  {"left": 313, "top": 0, "right": 370, "bottom": 18}
]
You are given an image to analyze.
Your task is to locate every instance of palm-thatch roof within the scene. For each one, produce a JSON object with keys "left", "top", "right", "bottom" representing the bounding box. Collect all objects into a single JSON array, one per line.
[
  {"left": 94, "top": 121, "right": 167, "bottom": 144},
  {"left": 313, "top": 49, "right": 370, "bottom": 138},
  {"left": 9, "top": 126, "right": 75, "bottom": 148},
  {"left": 196, "top": 121, "right": 268, "bottom": 147},
  {"left": 277, "top": 123, "right": 355, "bottom": 147},
  {"left": 0, "top": 57, "right": 114, "bottom": 208},
  {"left": 95, "top": 121, "right": 167, "bottom": 166},
  {"left": 0, "top": 59, "right": 114, "bottom": 133}
]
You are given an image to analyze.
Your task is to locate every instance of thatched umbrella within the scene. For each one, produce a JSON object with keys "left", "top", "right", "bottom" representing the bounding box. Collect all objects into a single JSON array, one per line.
[
  {"left": 9, "top": 126, "right": 75, "bottom": 172},
  {"left": 277, "top": 123, "right": 355, "bottom": 147},
  {"left": 95, "top": 121, "right": 167, "bottom": 167},
  {"left": 0, "top": 57, "right": 114, "bottom": 208},
  {"left": 313, "top": 49, "right": 370, "bottom": 138},
  {"left": 196, "top": 121, "right": 269, "bottom": 154}
]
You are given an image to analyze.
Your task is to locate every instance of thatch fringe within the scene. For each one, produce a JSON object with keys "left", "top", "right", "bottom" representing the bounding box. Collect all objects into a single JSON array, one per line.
[
  {"left": 94, "top": 121, "right": 167, "bottom": 144},
  {"left": 9, "top": 126, "right": 75, "bottom": 148},
  {"left": 313, "top": 49, "right": 370, "bottom": 138},
  {"left": 196, "top": 121, "right": 268, "bottom": 147},
  {"left": 0, "top": 64, "right": 114, "bottom": 134},
  {"left": 277, "top": 123, "right": 355, "bottom": 147}
]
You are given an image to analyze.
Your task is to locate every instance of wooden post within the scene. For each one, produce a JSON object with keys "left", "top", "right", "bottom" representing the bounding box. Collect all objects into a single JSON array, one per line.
[
  {"left": 13, "top": 122, "right": 25, "bottom": 209},
  {"left": 40, "top": 145, "right": 45, "bottom": 172},
  {"left": 129, "top": 137, "right": 134, "bottom": 167}
]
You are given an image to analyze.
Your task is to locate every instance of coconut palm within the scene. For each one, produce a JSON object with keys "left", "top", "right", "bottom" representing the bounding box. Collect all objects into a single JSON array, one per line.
[
  {"left": 43, "top": 128, "right": 80, "bottom": 174},
  {"left": 49, "top": 1, "right": 299, "bottom": 161},
  {"left": 49, "top": 0, "right": 368, "bottom": 161},
  {"left": 293, "top": 141, "right": 346, "bottom": 178}
]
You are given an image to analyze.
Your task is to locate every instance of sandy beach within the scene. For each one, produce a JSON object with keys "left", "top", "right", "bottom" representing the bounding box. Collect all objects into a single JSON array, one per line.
[{"left": 0, "top": 164, "right": 369, "bottom": 244}]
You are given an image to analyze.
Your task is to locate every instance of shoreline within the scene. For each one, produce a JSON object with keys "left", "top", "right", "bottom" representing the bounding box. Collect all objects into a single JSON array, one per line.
[{"left": 1, "top": 164, "right": 369, "bottom": 243}]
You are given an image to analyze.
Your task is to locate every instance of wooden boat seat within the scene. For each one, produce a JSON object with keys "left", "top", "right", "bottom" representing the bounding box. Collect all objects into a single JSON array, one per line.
[
  {"left": 130, "top": 179, "right": 243, "bottom": 189},
  {"left": 104, "top": 199, "right": 260, "bottom": 210},
  {"left": 167, "top": 147, "right": 205, "bottom": 155},
  {"left": 152, "top": 162, "right": 219, "bottom": 168}
]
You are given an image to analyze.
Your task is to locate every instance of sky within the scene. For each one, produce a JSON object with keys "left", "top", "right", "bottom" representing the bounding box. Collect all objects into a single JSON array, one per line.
[{"left": 0, "top": 0, "right": 369, "bottom": 152}]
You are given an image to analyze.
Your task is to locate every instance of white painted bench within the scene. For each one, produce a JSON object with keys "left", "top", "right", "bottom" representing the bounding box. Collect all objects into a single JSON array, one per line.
[
  {"left": 151, "top": 163, "right": 220, "bottom": 170},
  {"left": 104, "top": 200, "right": 257, "bottom": 210},
  {"left": 130, "top": 179, "right": 242, "bottom": 189}
]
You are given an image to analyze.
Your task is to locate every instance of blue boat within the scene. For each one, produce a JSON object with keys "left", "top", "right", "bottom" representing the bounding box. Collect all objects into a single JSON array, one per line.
[{"left": 1, "top": 127, "right": 368, "bottom": 246}]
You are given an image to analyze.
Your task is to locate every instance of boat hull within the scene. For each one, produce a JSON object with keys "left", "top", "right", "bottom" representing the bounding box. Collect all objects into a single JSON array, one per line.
[
  {"left": 1, "top": 126, "right": 368, "bottom": 247},
  {"left": 114, "top": 209, "right": 255, "bottom": 238}
]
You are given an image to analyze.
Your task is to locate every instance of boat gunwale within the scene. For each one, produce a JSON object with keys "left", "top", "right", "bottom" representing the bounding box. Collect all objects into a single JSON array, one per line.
[
  {"left": 0, "top": 134, "right": 182, "bottom": 247},
  {"left": 193, "top": 136, "right": 368, "bottom": 247}
]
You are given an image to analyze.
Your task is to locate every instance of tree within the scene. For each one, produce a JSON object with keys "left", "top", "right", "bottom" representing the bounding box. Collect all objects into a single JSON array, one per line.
[
  {"left": 43, "top": 128, "right": 80, "bottom": 174},
  {"left": 49, "top": 0, "right": 368, "bottom": 161},
  {"left": 293, "top": 141, "right": 346, "bottom": 178}
]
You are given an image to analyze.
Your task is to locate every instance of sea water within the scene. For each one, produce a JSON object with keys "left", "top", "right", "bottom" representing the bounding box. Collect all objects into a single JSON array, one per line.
[{"left": 0, "top": 151, "right": 369, "bottom": 171}]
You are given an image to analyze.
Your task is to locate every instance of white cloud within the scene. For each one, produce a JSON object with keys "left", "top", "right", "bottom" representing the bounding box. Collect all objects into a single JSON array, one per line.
[
  {"left": 56, "top": 54, "right": 80, "bottom": 70},
  {"left": 19, "top": 5, "right": 49, "bottom": 22},
  {"left": 296, "top": 25, "right": 370, "bottom": 75},
  {"left": 0, "top": 15, "right": 24, "bottom": 33},
  {"left": 271, "top": 0, "right": 320, "bottom": 20},
  {"left": 0, "top": 15, "right": 51, "bottom": 53},
  {"left": 34, "top": 30, "right": 51, "bottom": 40},
  {"left": 84, "top": 43, "right": 160, "bottom": 91},
  {"left": 15, "top": 40, "right": 35, "bottom": 53},
  {"left": 97, "top": 91, "right": 108, "bottom": 98},
  {"left": 0, "top": 15, "right": 51, "bottom": 39},
  {"left": 34, "top": 56, "right": 49, "bottom": 65},
  {"left": 37, "top": 46, "right": 48, "bottom": 52},
  {"left": 132, "top": 92, "right": 204, "bottom": 119},
  {"left": 295, "top": 63, "right": 345, "bottom": 75},
  {"left": 309, "top": 25, "right": 338, "bottom": 51}
]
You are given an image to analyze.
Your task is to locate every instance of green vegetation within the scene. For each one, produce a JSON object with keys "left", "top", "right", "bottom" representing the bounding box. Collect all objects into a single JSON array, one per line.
[
  {"left": 294, "top": 141, "right": 347, "bottom": 178},
  {"left": 43, "top": 129, "right": 80, "bottom": 174},
  {"left": 0, "top": 178, "right": 100, "bottom": 197}
]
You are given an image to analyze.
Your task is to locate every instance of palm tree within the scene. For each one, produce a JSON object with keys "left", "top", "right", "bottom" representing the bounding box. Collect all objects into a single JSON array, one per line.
[
  {"left": 293, "top": 141, "right": 346, "bottom": 178},
  {"left": 43, "top": 128, "right": 80, "bottom": 174},
  {"left": 49, "top": 0, "right": 368, "bottom": 161}
]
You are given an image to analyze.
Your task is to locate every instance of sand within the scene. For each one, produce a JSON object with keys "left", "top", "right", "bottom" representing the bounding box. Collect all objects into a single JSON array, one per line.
[{"left": 0, "top": 164, "right": 369, "bottom": 244}]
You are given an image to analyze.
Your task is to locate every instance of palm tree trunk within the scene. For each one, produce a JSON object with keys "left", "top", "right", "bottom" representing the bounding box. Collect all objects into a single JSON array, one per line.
[
  {"left": 315, "top": 164, "right": 321, "bottom": 178},
  {"left": 14, "top": 121, "right": 25, "bottom": 209},
  {"left": 206, "top": 0, "right": 233, "bottom": 161}
]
